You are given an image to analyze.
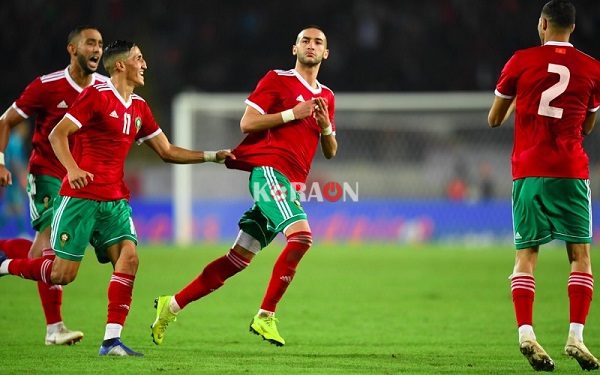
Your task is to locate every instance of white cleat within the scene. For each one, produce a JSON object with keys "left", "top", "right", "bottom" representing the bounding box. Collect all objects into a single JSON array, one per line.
[
  {"left": 520, "top": 336, "right": 555, "bottom": 372},
  {"left": 45, "top": 326, "right": 84, "bottom": 346},
  {"left": 564, "top": 335, "right": 600, "bottom": 371}
]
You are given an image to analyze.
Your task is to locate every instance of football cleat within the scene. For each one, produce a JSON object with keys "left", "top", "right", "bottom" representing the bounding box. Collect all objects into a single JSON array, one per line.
[
  {"left": 98, "top": 338, "right": 143, "bottom": 356},
  {"left": 151, "top": 295, "right": 177, "bottom": 345},
  {"left": 519, "top": 336, "right": 555, "bottom": 372},
  {"left": 249, "top": 313, "right": 285, "bottom": 347},
  {"left": 45, "top": 325, "right": 84, "bottom": 345},
  {"left": 564, "top": 335, "right": 600, "bottom": 371}
]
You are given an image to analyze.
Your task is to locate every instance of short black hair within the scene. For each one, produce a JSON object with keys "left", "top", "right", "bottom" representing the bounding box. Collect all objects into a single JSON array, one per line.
[
  {"left": 103, "top": 40, "right": 135, "bottom": 74},
  {"left": 67, "top": 25, "right": 100, "bottom": 44},
  {"left": 542, "top": 0, "right": 576, "bottom": 28},
  {"left": 296, "top": 25, "right": 327, "bottom": 46}
]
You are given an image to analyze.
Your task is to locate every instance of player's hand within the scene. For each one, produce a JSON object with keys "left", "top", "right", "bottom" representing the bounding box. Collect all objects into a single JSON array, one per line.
[
  {"left": 313, "top": 97, "right": 331, "bottom": 129},
  {"left": 67, "top": 167, "right": 94, "bottom": 189},
  {"left": 0, "top": 165, "right": 12, "bottom": 187},
  {"left": 216, "top": 149, "right": 236, "bottom": 164},
  {"left": 292, "top": 99, "right": 317, "bottom": 120}
]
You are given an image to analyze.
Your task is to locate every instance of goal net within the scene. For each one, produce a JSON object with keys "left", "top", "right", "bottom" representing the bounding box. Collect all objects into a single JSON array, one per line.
[{"left": 170, "top": 92, "right": 600, "bottom": 245}]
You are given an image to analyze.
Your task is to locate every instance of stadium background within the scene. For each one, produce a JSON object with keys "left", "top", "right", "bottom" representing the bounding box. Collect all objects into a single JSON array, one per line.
[{"left": 2, "top": 0, "right": 600, "bottom": 244}]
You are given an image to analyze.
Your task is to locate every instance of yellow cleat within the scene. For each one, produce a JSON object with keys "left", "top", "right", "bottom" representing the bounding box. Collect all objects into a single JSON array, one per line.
[
  {"left": 150, "top": 295, "right": 177, "bottom": 345},
  {"left": 249, "top": 313, "right": 285, "bottom": 347}
]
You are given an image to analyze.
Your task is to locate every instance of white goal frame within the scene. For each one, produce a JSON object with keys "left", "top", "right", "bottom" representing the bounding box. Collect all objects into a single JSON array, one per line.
[{"left": 172, "top": 92, "right": 492, "bottom": 244}]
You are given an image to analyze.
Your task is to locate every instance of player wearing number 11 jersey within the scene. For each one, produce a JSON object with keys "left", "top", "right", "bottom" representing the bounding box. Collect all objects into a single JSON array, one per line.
[
  {"left": 0, "top": 40, "right": 234, "bottom": 356},
  {"left": 488, "top": 0, "right": 600, "bottom": 371}
]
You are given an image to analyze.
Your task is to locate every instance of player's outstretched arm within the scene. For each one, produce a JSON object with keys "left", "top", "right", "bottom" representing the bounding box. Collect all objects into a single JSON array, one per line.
[
  {"left": 488, "top": 96, "right": 515, "bottom": 128},
  {"left": 144, "top": 132, "right": 235, "bottom": 164},
  {"left": 0, "top": 107, "right": 27, "bottom": 186}
]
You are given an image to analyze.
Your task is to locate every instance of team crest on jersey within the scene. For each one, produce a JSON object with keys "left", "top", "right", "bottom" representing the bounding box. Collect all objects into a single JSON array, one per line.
[
  {"left": 59, "top": 233, "right": 70, "bottom": 248},
  {"left": 135, "top": 117, "right": 142, "bottom": 131}
]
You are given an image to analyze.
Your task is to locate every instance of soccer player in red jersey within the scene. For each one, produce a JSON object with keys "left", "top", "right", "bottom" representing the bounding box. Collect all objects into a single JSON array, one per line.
[
  {"left": 0, "top": 26, "right": 106, "bottom": 346},
  {"left": 151, "top": 25, "right": 337, "bottom": 347},
  {"left": 489, "top": 1, "right": 600, "bottom": 371},
  {"left": 0, "top": 40, "right": 234, "bottom": 356}
]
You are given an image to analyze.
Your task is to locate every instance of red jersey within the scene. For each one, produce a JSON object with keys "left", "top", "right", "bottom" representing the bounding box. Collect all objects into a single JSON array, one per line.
[
  {"left": 495, "top": 41, "right": 600, "bottom": 179},
  {"left": 61, "top": 80, "right": 161, "bottom": 201},
  {"left": 225, "top": 69, "right": 336, "bottom": 183},
  {"left": 12, "top": 67, "right": 108, "bottom": 179}
]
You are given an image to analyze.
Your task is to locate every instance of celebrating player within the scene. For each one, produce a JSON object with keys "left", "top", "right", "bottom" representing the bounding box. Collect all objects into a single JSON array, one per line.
[
  {"left": 0, "top": 26, "right": 105, "bottom": 346},
  {"left": 151, "top": 25, "right": 337, "bottom": 347},
  {"left": 488, "top": 0, "right": 600, "bottom": 371},
  {"left": 0, "top": 40, "right": 234, "bottom": 356}
]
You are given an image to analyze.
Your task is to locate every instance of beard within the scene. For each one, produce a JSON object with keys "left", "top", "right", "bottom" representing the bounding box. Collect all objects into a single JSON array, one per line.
[
  {"left": 298, "top": 54, "right": 321, "bottom": 67},
  {"left": 77, "top": 53, "right": 96, "bottom": 75}
]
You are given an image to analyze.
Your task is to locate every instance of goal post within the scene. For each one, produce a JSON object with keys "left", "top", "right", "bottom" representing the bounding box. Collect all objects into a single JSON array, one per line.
[{"left": 171, "top": 92, "right": 495, "bottom": 245}]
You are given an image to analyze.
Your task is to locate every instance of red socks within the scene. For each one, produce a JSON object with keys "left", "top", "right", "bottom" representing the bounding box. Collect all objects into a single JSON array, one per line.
[
  {"left": 0, "top": 238, "right": 32, "bottom": 258},
  {"left": 7, "top": 250, "right": 54, "bottom": 284},
  {"left": 260, "top": 231, "right": 312, "bottom": 312},
  {"left": 0, "top": 242, "right": 63, "bottom": 325},
  {"left": 175, "top": 250, "right": 250, "bottom": 309},
  {"left": 568, "top": 272, "right": 594, "bottom": 324},
  {"left": 511, "top": 274, "right": 535, "bottom": 327},
  {"left": 107, "top": 272, "right": 135, "bottom": 325}
]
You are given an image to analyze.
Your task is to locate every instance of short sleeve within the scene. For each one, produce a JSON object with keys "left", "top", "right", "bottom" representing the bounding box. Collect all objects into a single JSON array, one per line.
[
  {"left": 65, "top": 87, "right": 102, "bottom": 128},
  {"left": 245, "top": 71, "right": 280, "bottom": 114},
  {"left": 135, "top": 101, "right": 162, "bottom": 144},
  {"left": 13, "top": 78, "right": 44, "bottom": 118},
  {"left": 495, "top": 53, "right": 519, "bottom": 99}
]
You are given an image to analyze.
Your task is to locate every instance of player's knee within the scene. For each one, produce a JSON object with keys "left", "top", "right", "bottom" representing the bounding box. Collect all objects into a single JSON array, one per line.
[
  {"left": 119, "top": 250, "right": 139, "bottom": 274},
  {"left": 50, "top": 269, "right": 76, "bottom": 285},
  {"left": 287, "top": 231, "right": 313, "bottom": 248}
]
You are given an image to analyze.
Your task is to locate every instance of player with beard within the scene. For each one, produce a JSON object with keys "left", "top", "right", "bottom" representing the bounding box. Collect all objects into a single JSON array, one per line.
[
  {"left": 0, "top": 26, "right": 105, "bottom": 346},
  {"left": 151, "top": 25, "right": 337, "bottom": 347}
]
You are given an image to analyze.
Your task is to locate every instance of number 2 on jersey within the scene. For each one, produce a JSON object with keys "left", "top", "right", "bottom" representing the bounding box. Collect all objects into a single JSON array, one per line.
[{"left": 537, "top": 63, "right": 570, "bottom": 119}]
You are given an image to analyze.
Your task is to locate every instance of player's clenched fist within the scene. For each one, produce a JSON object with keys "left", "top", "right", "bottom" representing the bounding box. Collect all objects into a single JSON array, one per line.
[
  {"left": 0, "top": 165, "right": 12, "bottom": 186},
  {"left": 67, "top": 168, "right": 94, "bottom": 189}
]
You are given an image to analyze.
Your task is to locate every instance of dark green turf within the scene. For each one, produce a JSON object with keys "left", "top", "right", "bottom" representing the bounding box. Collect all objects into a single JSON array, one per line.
[{"left": 0, "top": 243, "right": 597, "bottom": 373}]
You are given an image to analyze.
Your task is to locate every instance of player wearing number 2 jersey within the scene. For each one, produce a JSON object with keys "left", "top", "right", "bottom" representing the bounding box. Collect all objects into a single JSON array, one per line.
[{"left": 489, "top": 0, "right": 600, "bottom": 371}]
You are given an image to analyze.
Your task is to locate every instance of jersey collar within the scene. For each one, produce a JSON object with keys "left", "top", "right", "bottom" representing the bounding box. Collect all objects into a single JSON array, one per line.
[
  {"left": 105, "top": 79, "right": 132, "bottom": 108},
  {"left": 65, "top": 66, "right": 99, "bottom": 93},
  {"left": 291, "top": 69, "right": 322, "bottom": 95},
  {"left": 544, "top": 41, "right": 573, "bottom": 47}
]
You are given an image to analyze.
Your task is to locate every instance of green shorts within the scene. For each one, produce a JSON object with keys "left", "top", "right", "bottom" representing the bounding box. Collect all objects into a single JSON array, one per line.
[
  {"left": 512, "top": 177, "right": 592, "bottom": 249},
  {"left": 27, "top": 174, "right": 61, "bottom": 232},
  {"left": 238, "top": 167, "right": 307, "bottom": 249},
  {"left": 51, "top": 196, "right": 138, "bottom": 263}
]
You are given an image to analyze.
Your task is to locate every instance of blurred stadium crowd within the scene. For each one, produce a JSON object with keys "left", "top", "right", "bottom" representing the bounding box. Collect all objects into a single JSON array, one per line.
[{"left": 2, "top": 0, "right": 600, "bottom": 127}]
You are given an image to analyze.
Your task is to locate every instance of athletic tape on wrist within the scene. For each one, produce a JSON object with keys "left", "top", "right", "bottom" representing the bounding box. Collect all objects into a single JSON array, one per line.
[
  {"left": 321, "top": 125, "right": 333, "bottom": 136},
  {"left": 0, "top": 152, "right": 4, "bottom": 165},
  {"left": 204, "top": 151, "right": 217, "bottom": 162},
  {"left": 281, "top": 109, "right": 295, "bottom": 123}
]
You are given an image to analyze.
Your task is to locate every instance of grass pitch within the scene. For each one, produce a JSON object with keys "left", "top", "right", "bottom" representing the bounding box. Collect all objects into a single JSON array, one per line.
[{"left": 0, "top": 242, "right": 597, "bottom": 374}]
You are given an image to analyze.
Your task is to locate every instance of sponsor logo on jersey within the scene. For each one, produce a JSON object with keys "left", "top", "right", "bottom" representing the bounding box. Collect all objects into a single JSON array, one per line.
[
  {"left": 56, "top": 100, "right": 68, "bottom": 109},
  {"left": 109, "top": 110, "right": 119, "bottom": 118},
  {"left": 296, "top": 94, "right": 305, "bottom": 102}
]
